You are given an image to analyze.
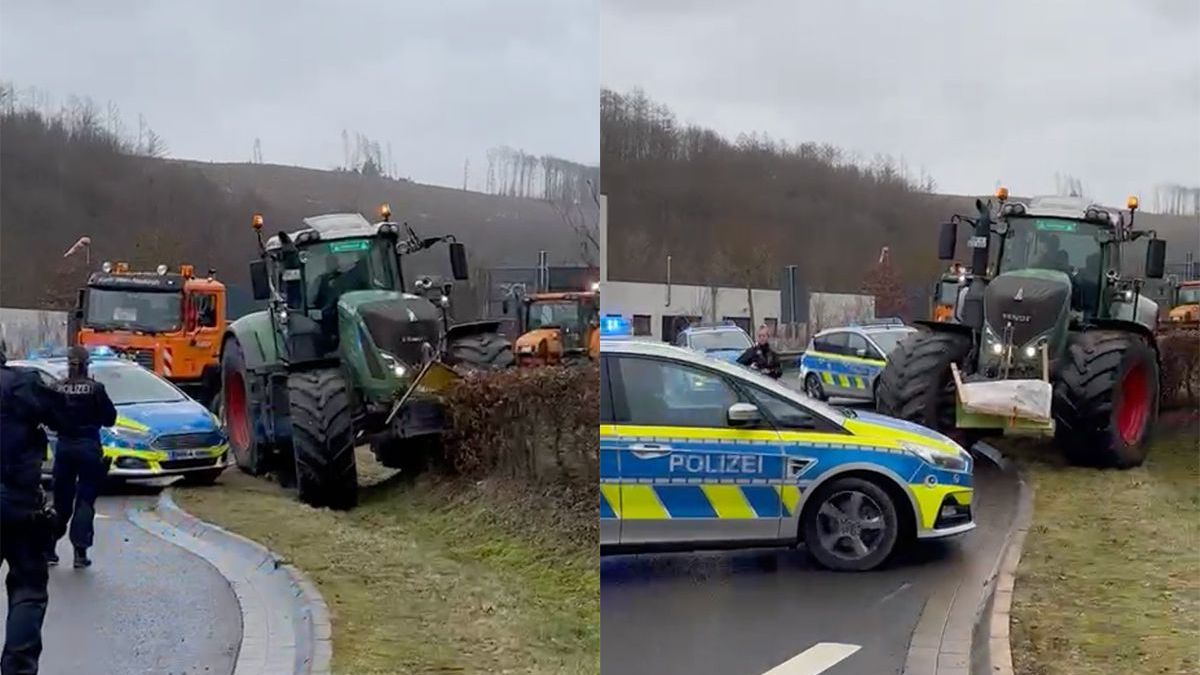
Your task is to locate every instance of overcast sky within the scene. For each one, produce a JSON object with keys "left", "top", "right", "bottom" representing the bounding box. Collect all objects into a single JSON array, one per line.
[
  {"left": 603, "top": 0, "right": 1200, "bottom": 209},
  {"left": 1, "top": 0, "right": 598, "bottom": 189}
]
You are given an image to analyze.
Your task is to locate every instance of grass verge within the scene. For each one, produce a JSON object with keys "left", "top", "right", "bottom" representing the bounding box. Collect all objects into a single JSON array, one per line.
[
  {"left": 1003, "top": 415, "right": 1200, "bottom": 675},
  {"left": 174, "top": 450, "right": 598, "bottom": 675}
]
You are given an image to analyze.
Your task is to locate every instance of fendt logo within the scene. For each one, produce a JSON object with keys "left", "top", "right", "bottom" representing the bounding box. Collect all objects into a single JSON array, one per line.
[{"left": 1002, "top": 313, "right": 1033, "bottom": 323}]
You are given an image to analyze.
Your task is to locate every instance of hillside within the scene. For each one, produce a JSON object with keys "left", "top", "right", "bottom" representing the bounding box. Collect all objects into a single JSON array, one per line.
[
  {"left": 601, "top": 88, "right": 1199, "bottom": 294},
  {"left": 0, "top": 107, "right": 593, "bottom": 311}
]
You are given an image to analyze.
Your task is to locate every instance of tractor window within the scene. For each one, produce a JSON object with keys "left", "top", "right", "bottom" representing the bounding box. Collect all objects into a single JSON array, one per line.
[
  {"left": 528, "top": 301, "right": 582, "bottom": 332},
  {"left": 85, "top": 289, "right": 182, "bottom": 333},
  {"left": 937, "top": 279, "right": 962, "bottom": 304},
  {"left": 305, "top": 238, "right": 400, "bottom": 311},
  {"left": 1000, "top": 217, "right": 1105, "bottom": 312}
]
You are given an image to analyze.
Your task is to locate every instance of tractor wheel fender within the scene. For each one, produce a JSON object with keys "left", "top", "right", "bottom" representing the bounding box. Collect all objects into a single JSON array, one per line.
[
  {"left": 445, "top": 320, "right": 505, "bottom": 344},
  {"left": 224, "top": 311, "right": 279, "bottom": 371}
]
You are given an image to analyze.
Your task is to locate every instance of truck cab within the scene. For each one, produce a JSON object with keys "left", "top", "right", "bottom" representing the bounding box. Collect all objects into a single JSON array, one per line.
[{"left": 74, "top": 262, "right": 226, "bottom": 406}]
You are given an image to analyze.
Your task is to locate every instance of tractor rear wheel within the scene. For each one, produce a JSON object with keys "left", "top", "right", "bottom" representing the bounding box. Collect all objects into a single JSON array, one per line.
[
  {"left": 875, "top": 330, "right": 972, "bottom": 434},
  {"left": 288, "top": 368, "right": 358, "bottom": 510},
  {"left": 447, "top": 331, "right": 514, "bottom": 369},
  {"left": 221, "top": 339, "right": 268, "bottom": 476},
  {"left": 1053, "top": 331, "right": 1159, "bottom": 469}
]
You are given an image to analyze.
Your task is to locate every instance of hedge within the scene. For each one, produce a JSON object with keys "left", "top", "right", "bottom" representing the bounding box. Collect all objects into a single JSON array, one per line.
[
  {"left": 1159, "top": 329, "right": 1199, "bottom": 408},
  {"left": 440, "top": 365, "right": 598, "bottom": 488}
]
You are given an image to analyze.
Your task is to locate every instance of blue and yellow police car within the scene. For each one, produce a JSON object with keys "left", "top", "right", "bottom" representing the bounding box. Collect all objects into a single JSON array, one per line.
[
  {"left": 600, "top": 338, "right": 973, "bottom": 571},
  {"left": 798, "top": 319, "right": 916, "bottom": 403},
  {"left": 14, "top": 347, "right": 230, "bottom": 484},
  {"left": 672, "top": 322, "right": 753, "bottom": 364}
]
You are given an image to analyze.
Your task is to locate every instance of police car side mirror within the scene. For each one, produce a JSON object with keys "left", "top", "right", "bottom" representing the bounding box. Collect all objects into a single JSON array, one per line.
[
  {"left": 854, "top": 348, "right": 867, "bottom": 358},
  {"left": 727, "top": 402, "right": 761, "bottom": 426}
]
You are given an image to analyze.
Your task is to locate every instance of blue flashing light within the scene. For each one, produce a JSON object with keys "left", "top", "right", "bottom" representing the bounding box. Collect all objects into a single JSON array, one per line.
[
  {"left": 600, "top": 314, "right": 632, "bottom": 338},
  {"left": 89, "top": 346, "right": 118, "bottom": 359}
]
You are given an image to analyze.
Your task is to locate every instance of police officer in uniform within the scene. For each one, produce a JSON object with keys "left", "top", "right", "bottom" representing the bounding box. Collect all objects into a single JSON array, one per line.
[
  {"left": 49, "top": 347, "right": 116, "bottom": 569},
  {"left": 737, "top": 325, "right": 783, "bottom": 379},
  {"left": 1, "top": 341, "right": 61, "bottom": 675}
]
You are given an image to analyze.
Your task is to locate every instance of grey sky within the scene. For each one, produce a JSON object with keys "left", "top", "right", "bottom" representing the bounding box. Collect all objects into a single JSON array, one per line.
[
  {"left": 1, "top": 0, "right": 598, "bottom": 189},
  {"left": 603, "top": 0, "right": 1200, "bottom": 208}
]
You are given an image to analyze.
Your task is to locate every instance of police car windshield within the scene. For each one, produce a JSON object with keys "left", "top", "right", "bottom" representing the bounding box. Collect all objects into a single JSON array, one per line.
[
  {"left": 690, "top": 330, "right": 751, "bottom": 351},
  {"left": 867, "top": 329, "right": 913, "bottom": 356},
  {"left": 91, "top": 366, "right": 186, "bottom": 405}
]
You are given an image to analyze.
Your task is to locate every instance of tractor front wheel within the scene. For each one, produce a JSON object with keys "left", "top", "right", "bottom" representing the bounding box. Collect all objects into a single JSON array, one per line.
[
  {"left": 1054, "top": 331, "right": 1159, "bottom": 469},
  {"left": 874, "top": 330, "right": 972, "bottom": 434},
  {"left": 288, "top": 368, "right": 358, "bottom": 510}
]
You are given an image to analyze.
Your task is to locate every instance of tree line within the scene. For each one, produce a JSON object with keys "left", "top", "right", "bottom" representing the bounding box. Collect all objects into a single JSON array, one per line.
[{"left": 601, "top": 87, "right": 947, "bottom": 297}]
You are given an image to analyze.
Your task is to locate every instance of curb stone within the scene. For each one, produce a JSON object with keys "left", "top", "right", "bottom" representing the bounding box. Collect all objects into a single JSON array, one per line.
[
  {"left": 979, "top": 456, "right": 1033, "bottom": 675},
  {"left": 902, "top": 442, "right": 1025, "bottom": 675},
  {"left": 127, "top": 490, "right": 333, "bottom": 675}
]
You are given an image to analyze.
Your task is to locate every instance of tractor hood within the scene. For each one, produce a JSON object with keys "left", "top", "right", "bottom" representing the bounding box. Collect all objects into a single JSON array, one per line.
[
  {"left": 983, "top": 269, "right": 1071, "bottom": 358},
  {"left": 340, "top": 290, "right": 442, "bottom": 367}
]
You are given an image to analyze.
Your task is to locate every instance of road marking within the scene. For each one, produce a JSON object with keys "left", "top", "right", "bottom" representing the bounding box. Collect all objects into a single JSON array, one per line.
[
  {"left": 876, "top": 581, "right": 912, "bottom": 606},
  {"left": 761, "top": 642, "right": 860, "bottom": 675}
]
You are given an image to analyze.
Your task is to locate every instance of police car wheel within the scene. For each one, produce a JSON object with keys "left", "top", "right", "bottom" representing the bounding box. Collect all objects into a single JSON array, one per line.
[
  {"left": 804, "top": 373, "right": 827, "bottom": 401},
  {"left": 802, "top": 477, "right": 900, "bottom": 572}
]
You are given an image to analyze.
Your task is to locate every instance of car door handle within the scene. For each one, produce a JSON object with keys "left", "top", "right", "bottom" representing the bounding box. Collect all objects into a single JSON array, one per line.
[{"left": 629, "top": 443, "right": 672, "bottom": 459}]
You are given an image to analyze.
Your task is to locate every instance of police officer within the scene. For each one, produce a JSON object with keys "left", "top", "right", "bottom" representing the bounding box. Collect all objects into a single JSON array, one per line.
[
  {"left": 49, "top": 347, "right": 116, "bottom": 569},
  {"left": 737, "top": 325, "right": 783, "bottom": 379},
  {"left": 1, "top": 341, "right": 61, "bottom": 675}
]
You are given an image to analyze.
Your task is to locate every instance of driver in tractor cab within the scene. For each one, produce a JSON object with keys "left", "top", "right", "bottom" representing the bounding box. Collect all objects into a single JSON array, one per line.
[
  {"left": 1035, "top": 234, "right": 1071, "bottom": 273},
  {"left": 312, "top": 254, "right": 370, "bottom": 337}
]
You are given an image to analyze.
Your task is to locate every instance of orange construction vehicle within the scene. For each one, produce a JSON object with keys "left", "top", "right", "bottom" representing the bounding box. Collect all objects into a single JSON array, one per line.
[
  {"left": 511, "top": 284, "right": 600, "bottom": 366},
  {"left": 73, "top": 261, "right": 227, "bottom": 407},
  {"left": 1168, "top": 279, "right": 1200, "bottom": 326},
  {"left": 931, "top": 263, "right": 969, "bottom": 322}
]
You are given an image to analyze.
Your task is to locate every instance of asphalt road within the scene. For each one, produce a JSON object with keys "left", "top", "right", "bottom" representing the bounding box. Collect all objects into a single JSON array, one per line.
[
  {"left": 0, "top": 493, "right": 241, "bottom": 675},
  {"left": 600, "top": 454, "right": 1016, "bottom": 675}
]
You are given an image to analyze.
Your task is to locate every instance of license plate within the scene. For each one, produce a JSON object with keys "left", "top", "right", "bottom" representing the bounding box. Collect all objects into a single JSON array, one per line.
[
  {"left": 967, "top": 236, "right": 988, "bottom": 249},
  {"left": 169, "top": 448, "right": 210, "bottom": 460}
]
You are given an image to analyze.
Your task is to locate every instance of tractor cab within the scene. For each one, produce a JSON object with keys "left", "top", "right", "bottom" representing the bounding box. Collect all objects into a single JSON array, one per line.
[{"left": 932, "top": 263, "right": 969, "bottom": 322}]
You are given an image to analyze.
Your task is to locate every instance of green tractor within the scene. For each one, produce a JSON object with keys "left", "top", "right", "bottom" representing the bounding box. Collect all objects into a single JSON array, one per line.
[
  {"left": 219, "top": 206, "right": 514, "bottom": 509},
  {"left": 876, "top": 190, "right": 1168, "bottom": 468}
]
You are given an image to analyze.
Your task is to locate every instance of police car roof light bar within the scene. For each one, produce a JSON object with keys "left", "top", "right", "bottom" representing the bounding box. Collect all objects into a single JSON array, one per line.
[
  {"left": 600, "top": 314, "right": 632, "bottom": 338},
  {"left": 852, "top": 317, "right": 905, "bottom": 328}
]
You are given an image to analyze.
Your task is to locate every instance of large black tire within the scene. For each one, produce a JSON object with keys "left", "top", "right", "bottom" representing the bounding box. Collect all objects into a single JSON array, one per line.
[
  {"left": 446, "top": 331, "right": 514, "bottom": 369},
  {"left": 1053, "top": 331, "right": 1159, "bottom": 469},
  {"left": 288, "top": 369, "right": 358, "bottom": 510},
  {"left": 221, "top": 339, "right": 268, "bottom": 476},
  {"left": 802, "top": 476, "right": 902, "bottom": 572},
  {"left": 874, "top": 330, "right": 972, "bottom": 434}
]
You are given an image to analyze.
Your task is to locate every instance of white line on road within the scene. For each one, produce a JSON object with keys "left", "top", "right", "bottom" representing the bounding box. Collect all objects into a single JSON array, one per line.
[{"left": 761, "top": 642, "right": 861, "bottom": 675}]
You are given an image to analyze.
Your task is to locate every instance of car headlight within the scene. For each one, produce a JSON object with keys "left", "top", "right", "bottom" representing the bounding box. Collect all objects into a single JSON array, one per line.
[
  {"left": 107, "top": 425, "right": 152, "bottom": 450},
  {"left": 901, "top": 440, "right": 970, "bottom": 473},
  {"left": 378, "top": 351, "right": 408, "bottom": 378}
]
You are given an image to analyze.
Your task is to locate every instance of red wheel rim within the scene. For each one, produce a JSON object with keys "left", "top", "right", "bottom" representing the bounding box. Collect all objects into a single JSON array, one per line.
[
  {"left": 224, "top": 370, "right": 251, "bottom": 454},
  {"left": 1115, "top": 361, "right": 1149, "bottom": 445}
]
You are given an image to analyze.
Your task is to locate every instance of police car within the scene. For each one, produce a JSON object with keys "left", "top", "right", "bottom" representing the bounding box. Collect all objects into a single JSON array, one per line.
[
  {"left": 672, "top": 322, "right": 753, "bottom": 364},
  {"left": 599, "top": 338, "right": 973, "bottom": 571},
  {"left": 799, "top": 319, "right": 917, "bottom": 403},
  {"left": 14, "top": 347, "right": 230, "bottom": 484}
]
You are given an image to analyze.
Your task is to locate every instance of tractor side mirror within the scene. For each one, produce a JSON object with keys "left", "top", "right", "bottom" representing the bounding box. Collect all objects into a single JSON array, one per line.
[
  {"left": 249, "top": 260, "right": 270, "bottom": 300},
  {"left": 1145, "top": 239, "right": 1166, "bottom": 279},
  {"left": 937, "top": 222, "right": 957, "bottom": 261},
  {"left": 449, "top": 242, "right": 469, "bottom": 281}
]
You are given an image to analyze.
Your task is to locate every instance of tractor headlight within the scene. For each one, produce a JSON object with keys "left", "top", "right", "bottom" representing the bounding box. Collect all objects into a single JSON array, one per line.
[
  {"left": 1023, "top": 345, "right": 1037, "bottom": 358},
  {"left": 378, "top": 351, "right": 407, "bottom": 378},
  {"left": 901, "top": 441, "right": 970, "bottom": 473},
  {"left": 990, "top": 342, "right": 1004, "bottom": 355}
]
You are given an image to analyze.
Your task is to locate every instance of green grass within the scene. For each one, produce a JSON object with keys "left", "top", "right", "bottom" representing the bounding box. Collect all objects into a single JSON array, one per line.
[
  {"left": 174, "top": 451, "right": 598, "bottom": 675},
  {"left": 1003, "top": 419, "right": 1200, "bottom": 675}
]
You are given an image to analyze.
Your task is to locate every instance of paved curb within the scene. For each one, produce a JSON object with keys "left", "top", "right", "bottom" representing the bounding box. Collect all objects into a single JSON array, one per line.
[
  {"left": 978, "top": 453, "right": 1034, "bottom": 675},
  {"left": 902, "top": 443, "right": 1024, "bottom": 675},
  {"left": 127, "top": 490, "right": 333, "bottom": 675}
]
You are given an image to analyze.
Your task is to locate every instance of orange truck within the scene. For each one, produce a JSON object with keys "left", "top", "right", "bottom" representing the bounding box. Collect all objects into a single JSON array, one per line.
[
  {"left": 73, "top": 261, "right": 226, "bottom": 407},
  {"left": 512, "top": 286, "right": 600, "bottom": 366}
]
